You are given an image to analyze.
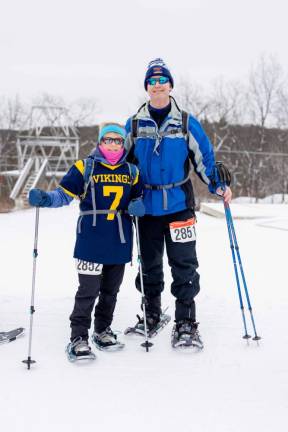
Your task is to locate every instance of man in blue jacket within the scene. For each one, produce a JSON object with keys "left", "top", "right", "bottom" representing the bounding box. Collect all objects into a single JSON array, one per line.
[{"left": 125, "top": 58, "right": 232, "bottom": 349}]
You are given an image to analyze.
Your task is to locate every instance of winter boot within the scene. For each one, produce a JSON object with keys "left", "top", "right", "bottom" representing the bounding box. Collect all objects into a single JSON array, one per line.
[
  {"left": 135, "top": 312, "right": 160, "bottom": 333},
  {"left": 66, "top": 336, "right": 96, "bottom": 362},
  {"left": 124, "top": 311, "right": 171, "bottom": 338},
  {"left": 124, "top": 295, "right": 163, "bottom": 336},
  {"left": 171, "top": 320, "right": 203, "bottom": 349},
  {"left": 91, "top": 327, "right": 125, "bottom": 351}
]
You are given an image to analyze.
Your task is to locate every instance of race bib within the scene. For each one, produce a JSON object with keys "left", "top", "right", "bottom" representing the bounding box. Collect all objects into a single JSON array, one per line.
[
  {"left": 75, "top": 259, "right": 103, "bottom": 275},
  {"left": 169, "top": 218, "right": 196, "bottom": 243}
]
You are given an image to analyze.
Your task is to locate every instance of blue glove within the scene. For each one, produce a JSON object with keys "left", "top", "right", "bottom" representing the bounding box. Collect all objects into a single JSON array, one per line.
[
  {"left": 29, "top": 189, "right": 52, "bottom": 207},
  {"left": 128, "top": 198, "right": 145, "bottom": 217}
]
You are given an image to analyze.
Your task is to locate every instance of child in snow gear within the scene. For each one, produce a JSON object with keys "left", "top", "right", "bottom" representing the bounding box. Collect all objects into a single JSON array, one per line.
[
  {"left": 125, "top": 58, "right": 232, "bottom": 349},
  {"left": 29, "top": 123, "right": 144, "bottom": 361}
]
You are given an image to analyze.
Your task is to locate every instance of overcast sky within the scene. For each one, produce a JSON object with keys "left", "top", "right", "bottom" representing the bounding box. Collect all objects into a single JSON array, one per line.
[{"left": 1, "top": 0, "right": 288, "bottom": 123}]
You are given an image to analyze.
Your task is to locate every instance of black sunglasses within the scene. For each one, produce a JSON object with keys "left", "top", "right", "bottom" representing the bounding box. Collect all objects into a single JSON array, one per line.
[{"left": 101, "top": 137, "right": 124, "bottom": 146}]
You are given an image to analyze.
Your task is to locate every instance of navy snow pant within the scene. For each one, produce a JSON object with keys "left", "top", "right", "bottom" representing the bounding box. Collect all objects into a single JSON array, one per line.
[
  {"left": 136, "top": 209, "right": 200, "bottom": 322},
  {"left": 70, "top": 264, "right": 125, "bottom": 341}
]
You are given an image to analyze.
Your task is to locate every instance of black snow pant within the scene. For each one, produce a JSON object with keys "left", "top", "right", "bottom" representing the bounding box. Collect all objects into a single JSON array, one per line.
[
  {"left": 136, "top": 209, "right": 200, "bottom": 322},
  {"left": 70, "top": 264, "right": 125, "bottom": 341}
]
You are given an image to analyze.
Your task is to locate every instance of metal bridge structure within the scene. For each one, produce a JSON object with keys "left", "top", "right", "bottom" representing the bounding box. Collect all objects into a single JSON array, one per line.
[{"left": 0, "top": 105, "right": 79, "bottom": 209}]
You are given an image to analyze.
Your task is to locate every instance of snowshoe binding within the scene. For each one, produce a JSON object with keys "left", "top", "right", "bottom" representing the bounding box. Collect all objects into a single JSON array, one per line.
[
  {"left": 171, "top": 320, "right": 203, "bottom": 350},
  {"left": 124, "top": 312, "right": 171, "bottom": 338},
  {"left": 0, "top": 327, "right": 24, "bottom": 344},
  {"left": 91, "top": 327, "right": 125, "bottom": 352},
  {"left": 66, "top": 337, "right": 96, "bottom": 362}
]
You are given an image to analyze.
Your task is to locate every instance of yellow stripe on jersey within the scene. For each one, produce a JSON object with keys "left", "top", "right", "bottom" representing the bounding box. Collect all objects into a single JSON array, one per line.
[
  {"left": 74, "top": 160, "right": 85, "bottom": 175},
  {"left": 133, "top": 169, "right": 139, "bottom": 185},
  {"left": 59, "top": 185, "right": 77, "bottom": 198},
  {"left": 100, "top": 163, "right": 122, "bottom": 171}
]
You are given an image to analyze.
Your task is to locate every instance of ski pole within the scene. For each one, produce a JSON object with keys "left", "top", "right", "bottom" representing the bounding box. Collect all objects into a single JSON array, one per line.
[
  {"left": 223, "top": 203, "right": 251, "bottom": 340},
  {"left": 225, "top": 204, "right": 261, "bottom": 341},
  {"left": 134, "top": 217, "right": 153, "bottom": 352},
  {"left": 22, "top": 206, "right": 40, "bottom": 369}
]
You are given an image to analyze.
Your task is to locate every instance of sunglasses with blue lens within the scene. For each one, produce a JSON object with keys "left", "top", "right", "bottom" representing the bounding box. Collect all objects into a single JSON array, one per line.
[{"left": 147, "top": 76, "right": 170, "bottom": 86}]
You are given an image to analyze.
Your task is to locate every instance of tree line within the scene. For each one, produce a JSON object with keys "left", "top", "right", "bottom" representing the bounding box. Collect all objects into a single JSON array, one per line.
[{"left": 1, "top": 54, "right": 288, "bottom": 209}]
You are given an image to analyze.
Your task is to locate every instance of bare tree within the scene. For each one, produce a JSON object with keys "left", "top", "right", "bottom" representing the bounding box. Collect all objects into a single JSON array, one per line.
[
  {"left": 0, "top": 95, "right": 27, "bottom": 130},
  {"left": 247, "top": 54, "right": 284, "bottom": 129},
  {"left": 206, "top": 78, "right": 245, "bottom": 125},
  {"left": 31, "top": 92, "right": 65, "bottom": 108},
  {"left": 68, "top": 97, "right": 100, "bottom": 127},
  {"left": 274, "top": 84, "right": 288, "bottom": 128},
  {"left": 0, "top": 95, "right": 28, "bottom": 164},
  {"left": 31, "top": 93, "right": 100, "bottom": 127},
  {"left": 174, "top": 79, "right": 210, "bottom": 119}
]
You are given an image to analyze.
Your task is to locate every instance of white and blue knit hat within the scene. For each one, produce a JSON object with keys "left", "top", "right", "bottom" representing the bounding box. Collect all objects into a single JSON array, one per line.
[{"left": 144, "top": 58, "right": 174, "bottom": 90}]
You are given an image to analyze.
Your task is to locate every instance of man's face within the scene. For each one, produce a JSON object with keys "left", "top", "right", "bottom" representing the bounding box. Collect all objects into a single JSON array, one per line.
[{"left": 147, "top": 75, "right": 172, "bottom": 100}]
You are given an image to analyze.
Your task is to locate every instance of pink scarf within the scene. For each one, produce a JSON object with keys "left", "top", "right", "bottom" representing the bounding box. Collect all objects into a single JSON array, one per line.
[{"left": 99, "top": 145, "right": 125, "bottom": 165}]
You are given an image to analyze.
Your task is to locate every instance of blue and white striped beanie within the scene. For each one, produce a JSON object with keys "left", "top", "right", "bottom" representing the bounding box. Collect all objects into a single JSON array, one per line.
[{"left": 144, "top": 58, "right": 174, "bottom": 90}]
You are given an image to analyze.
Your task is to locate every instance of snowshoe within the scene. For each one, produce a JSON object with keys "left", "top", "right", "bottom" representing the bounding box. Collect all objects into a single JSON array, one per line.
[
  {"left": 0, "top": 327, "right": 24, "bottom": 344},
  {"left": 124, "top": 312, "right": 171, "bottom": 338},
  {"left": 91, "top": 327, "right": 125, "bottom": 352},
  {"left": 171, "top": 320, "right": 203, "bottom": 350},
  {"left": 66, "top": 337, "right": 96, "bottom": 362}
]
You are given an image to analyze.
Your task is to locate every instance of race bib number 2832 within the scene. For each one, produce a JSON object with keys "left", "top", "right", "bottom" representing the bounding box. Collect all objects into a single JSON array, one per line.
[
  {"left": 75, "top": 259, "right": 103, "bottom": 275},
  {"left": 169, "top": 218, "right": 196, "bottom": 243}
]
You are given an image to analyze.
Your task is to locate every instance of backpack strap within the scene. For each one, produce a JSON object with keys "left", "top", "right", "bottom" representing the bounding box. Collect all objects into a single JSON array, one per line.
[
  {"left": 81, "top": 157, "right": 95, "bottom": 200},
  {"left": 181, "top": 110, "right": 189, "bottom": 139},
  {"left": 131, "top": 117, "right": 138, "bottom": 140},
  {"left": 130, "top": 102, "right": 147, "bottom": 140},
  {"left": 126, "top": 162, "right": 138, "bottom": 187}
]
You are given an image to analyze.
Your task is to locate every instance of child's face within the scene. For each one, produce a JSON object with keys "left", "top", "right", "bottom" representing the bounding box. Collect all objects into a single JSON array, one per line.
[{"left": 100, "top": 133, "right": 124, "bottom": 152}]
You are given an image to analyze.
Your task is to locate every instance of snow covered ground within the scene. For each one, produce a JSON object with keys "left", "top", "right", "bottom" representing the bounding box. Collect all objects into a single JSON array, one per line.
[{"left": 1, "top": 201, "right": 287, "bottom": 432}]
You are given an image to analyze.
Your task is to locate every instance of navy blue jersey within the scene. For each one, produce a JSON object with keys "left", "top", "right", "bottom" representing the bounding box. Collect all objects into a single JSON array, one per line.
[{"left": 60, "top": 153, "right": 143, "bottom": 264}]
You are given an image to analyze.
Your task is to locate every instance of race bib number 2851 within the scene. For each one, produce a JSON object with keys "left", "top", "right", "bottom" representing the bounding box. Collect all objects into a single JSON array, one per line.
[
  {"left": 75, "top": 259, "right": 103, "bottom": 275},
  {"left": 169, "top": 218, "right": 196, "bottom": 243}
]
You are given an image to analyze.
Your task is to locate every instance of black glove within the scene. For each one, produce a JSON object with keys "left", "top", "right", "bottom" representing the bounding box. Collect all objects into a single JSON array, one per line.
[
  {"left": 215, "top": 161, "right": 231, "bottom": 186},
  {"left": 208, "top": 161, "right": 231, "bottom": 193}
]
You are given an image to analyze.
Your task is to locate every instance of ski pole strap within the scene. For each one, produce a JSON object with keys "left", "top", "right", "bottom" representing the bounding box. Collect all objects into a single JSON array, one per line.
[
  {"left": 144, "top": 172, "right": 191, "bottom": 210},
  {"left": 78, "top": 210, "right": 126, "bottom": 243}
]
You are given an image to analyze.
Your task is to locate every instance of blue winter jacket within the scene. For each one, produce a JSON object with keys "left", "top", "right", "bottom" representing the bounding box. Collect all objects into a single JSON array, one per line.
[{"left": 125, "top": 97, "right": 218, "bottom": 216}]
